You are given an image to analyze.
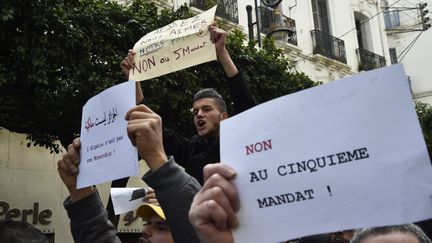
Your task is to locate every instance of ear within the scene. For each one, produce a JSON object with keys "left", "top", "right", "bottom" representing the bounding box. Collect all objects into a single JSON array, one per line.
[{"left": 221, "top": 112, "right": 228, "bottom": 120}]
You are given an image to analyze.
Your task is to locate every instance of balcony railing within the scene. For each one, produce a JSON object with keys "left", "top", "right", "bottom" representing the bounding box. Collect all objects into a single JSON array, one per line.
[
  {"left": 190, "top": 0, "right": 238, "bottom": 23},
  {"left": 357, "top": 48, "right": 386, "bottom": 71},
  {"left": 259, "top": 6, "right": 297, "bottom": 46},
  {"left": 311, "top": 29, "right": 346, "bottom": 64}
]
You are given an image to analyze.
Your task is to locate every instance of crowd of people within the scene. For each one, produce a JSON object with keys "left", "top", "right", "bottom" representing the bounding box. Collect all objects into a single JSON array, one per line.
[{"left": 2, "top": 25, "right": 430, "bottom": 243}]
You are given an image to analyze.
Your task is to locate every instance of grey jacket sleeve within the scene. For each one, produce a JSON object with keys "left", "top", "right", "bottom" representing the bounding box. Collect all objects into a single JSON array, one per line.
[
  {"left": 143, "top": 157, "right": 201, "bottom": 243},
  {"left": 64, "top": 191, "right": 121, "bottom": 243}
]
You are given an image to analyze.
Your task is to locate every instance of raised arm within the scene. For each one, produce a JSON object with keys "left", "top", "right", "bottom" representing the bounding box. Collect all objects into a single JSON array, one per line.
[
  {"left": 58, "top": 138, "right": 95, "bottom": 202},
  {"left": 209, "top": 25, "right": 238, "bottom": 78},
  {"left": 125, "top": 104, "right": 201, "bottom": 243},
  {"left": 209, "top": 25, "right": 256, "bottom": 114},
  {"left": 57, "top": 138, "right": 120, "bottom": 243}
]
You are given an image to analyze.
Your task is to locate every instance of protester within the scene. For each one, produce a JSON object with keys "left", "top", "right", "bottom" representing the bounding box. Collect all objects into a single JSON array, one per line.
[
  {"left": 351, "top": 224, "right": 431, "bottom": 243},
  {"left": 0, "top": 220, "right": 49, "bottom": 243},
  {"left": 57, "top": 104, "right": 201, "bottom": 243},
  {"left": 136, "top": 203, "right": 173, "bottom": 243},
  {"left": 121, "top": 25, "right": 256, "bottom": 184},
  {"left": 295, "top": 230, "right": 356, "bottom": 243}
]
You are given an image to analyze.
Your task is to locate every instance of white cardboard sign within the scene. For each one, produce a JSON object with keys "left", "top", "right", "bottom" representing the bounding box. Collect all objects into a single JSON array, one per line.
[
  {"left": 221, "top": 64, "right": 432, "bottom": 243},
  {"left": 130, "top": 5, "right": 217, "bottom": 81},
  {"left": 78, "top": 81, "right": 138, "bottom": 189}
]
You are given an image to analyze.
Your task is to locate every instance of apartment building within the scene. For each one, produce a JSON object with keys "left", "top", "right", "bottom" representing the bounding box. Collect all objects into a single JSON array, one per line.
[{"left": 171, "top": 0, "right": 392, "bottom": 83}]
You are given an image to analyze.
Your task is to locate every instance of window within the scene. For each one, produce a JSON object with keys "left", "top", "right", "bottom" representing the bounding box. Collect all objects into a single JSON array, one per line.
[
  {"left": 384, "top": 10, "right": 400, "bottom": 29},
  {"left": 311, "top": 0, "right": 330, "bottom": 34},
  {"left": 389, "top": 48, "right": 398, "bottom": 64}
]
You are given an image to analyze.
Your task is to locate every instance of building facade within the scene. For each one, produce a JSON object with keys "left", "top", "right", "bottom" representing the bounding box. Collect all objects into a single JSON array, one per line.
[
  {"left": 171, "top": 0, "right": 392, "bottom": 83},
  {"left": 384, "top": 0, "right": 432, "bottom": 105}
]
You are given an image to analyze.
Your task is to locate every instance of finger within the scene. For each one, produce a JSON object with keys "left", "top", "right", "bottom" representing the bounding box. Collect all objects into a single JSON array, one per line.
[
  {"left": 209, "top": 26, "right": 216, "bottom": 43},
  {"left": 194, "top": 184, "right": 238, "bottom": 228},
  {"left": 126, "top": 110, "right": 159, "bottom": 122},
  {"left": 120, "top": 58, "right": 132, "bottom": 71},
  {"left": 199, "top": 173, "right": 240, "bottom": 224},
  {"left": 126, "top": 121, "right": 157, "bottom": 147},
  {"left": 67, "top": 143, "right": 80, "bottom": 166},
  {"left": 64, "top": 155, "right": 79, "bottom": 175},
  {"left": 203, "top": 163, "right": 236, "bottom": 183},
  {"left": 147, "top": 198, "right": 159, "bottom": 206},
  {"left": 126, "top": 51, "right": 135, "bottom": 64},
  {"left": 191, "top": 199, "right": 229, "bottom": 231},
  {"left": 72, "top": 138, "right": 81, "bottom": 166},
  {"left": 73, "top": 137, "right": 81, "bottom": 149},
  {"left": 125, "top": 104, "right": 156, "bottom": 120},
  {"left": 58, "top": 157, "right": 79, "bottom": 176},
  {"left": 144, "top": 191, "right": 156, "bottom": 201}
]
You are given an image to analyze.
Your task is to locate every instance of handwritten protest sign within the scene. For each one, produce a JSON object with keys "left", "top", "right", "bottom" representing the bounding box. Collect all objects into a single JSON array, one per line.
[
  {"left": 78, "top": 81, "right": 138, "bottom": 189},
  {"left": 221, "top": 64, "right": 432, "bottom": 243},
  {"left": 130, "top": 5, "right": 217, "bottom": 81}
]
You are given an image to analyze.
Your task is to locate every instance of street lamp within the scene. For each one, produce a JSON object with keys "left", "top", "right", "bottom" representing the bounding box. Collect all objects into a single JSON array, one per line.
[{"left": 246, "top": 0, "right": 295, "bottom": 47}]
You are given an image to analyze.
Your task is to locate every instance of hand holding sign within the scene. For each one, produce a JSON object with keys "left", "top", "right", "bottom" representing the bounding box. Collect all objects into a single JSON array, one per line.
[
  {"left": 189, "top": 163, "right": 239, "bottom": 243},
  {"left": 125, "top": 104, "right": 168, "bottom": 172},
  {"left": 57, "top": 138, "right": 95, "bottom": 202}
]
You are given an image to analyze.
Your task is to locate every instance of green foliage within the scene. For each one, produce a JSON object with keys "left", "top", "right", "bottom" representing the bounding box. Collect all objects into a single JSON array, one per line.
[
  {"left": 0, "top": 0, "right": 315, "bottom": 153},
  {"left": 416, "top": 101, "right": 432, "bottom": 159},
  {"left": 0, "top": 0, "right": 191, "bottom": 152}
]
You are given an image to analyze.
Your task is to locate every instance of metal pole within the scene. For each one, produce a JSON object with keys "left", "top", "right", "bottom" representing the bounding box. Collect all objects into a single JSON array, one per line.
[
  {"left": 246, "top": 5, "right": 254, "bottom": 42},
  {"left": 255, "top": 0, "right": 261, "bottom": 47}
]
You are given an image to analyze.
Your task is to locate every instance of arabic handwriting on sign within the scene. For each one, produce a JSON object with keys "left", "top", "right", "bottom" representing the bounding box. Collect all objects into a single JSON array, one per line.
[
  {"left": 108, "top": 107, "right": 118, "bottom": 124},
  {"left": 85, "top": 107, "right": 119, "bottom": 131},
  {"left": 95, "top": 112, "right": 107, "bottom": 126},
  {"left": 85, "top": 117, "right": 94, "bottom": 132}
]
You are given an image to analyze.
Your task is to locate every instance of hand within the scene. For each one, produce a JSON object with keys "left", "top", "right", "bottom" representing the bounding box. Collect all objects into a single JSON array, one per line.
[
  {"left": 209, "top": 25, "right": 228, "bottom": 58},
  {"left": 120, "top": 49, "right": 136, "bottom": 79},
  {"left": 125, "top": 104, "right": 167, "bottom": 171},
  {"left": 208, "top": 24, "right": 238, "bottom": 77},
  {"left": 57, "top": 138, "right": 94, "bottom": 201},
  {"left": 189, "top": 163, "right": 240, "bottom": 243},
  {"left": 143, "top": 187, "right": 160, "bottom": 206}
]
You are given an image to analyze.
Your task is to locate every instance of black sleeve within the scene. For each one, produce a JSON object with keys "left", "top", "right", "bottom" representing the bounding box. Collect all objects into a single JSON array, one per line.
[
  {"left": 162, "top": 127, "right": 190, "bottom": 168},
  {"left": 140, "top": 97, "right": 190, "bottom": 168},
  {"left": 64, "top": 191, "right": 121, "bottom": 243},
  {"left": 143, "top": 157, "right": 201, "bottom": 243},
  {"left": 227, "top": 70, "right": 256, "bottom": 115}
]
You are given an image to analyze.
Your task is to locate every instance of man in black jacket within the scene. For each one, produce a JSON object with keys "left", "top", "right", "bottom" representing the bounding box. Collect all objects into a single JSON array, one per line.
[{"left": 121, "top": 25, "right": 255, "bottom": 184}]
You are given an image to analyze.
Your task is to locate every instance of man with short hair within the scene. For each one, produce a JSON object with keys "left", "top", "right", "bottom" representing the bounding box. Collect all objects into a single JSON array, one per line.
[
  {"left": 136, "top": 203, "right": 173, "bottom": 243},
  {"left": 0, "top": 220, "right": 49, "bottom": 243},
  {"left": 121, "top": 25, "right": 255, "bottom": 184},
  {"left": 351, "top": 224, "right": 431, "bottom": 243}
]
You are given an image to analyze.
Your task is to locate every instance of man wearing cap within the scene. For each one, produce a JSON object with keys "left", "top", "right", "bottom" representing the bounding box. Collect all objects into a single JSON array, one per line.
[
  {"left": 136, "top": 203, "right": 174, "bottom": 243},
  {"left": 121, "top": 25, "right": 256, "bottom": 184}
]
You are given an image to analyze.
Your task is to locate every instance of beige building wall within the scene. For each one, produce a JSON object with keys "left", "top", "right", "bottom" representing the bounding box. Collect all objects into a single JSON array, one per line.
[{"left": 0, "top": 127, "right": 151, "bottom": 242}]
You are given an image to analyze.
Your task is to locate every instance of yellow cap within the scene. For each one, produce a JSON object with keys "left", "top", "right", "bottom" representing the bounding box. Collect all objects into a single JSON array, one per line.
[{"left": 136, "top": 203, "right": 166, "bottom": 220}]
